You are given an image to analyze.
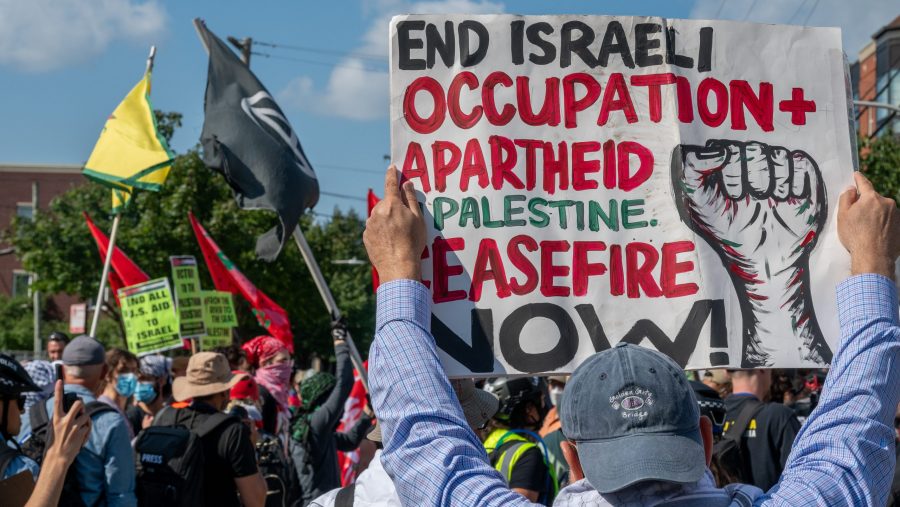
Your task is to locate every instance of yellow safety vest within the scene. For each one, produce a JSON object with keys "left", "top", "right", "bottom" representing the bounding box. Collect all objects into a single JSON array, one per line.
[{"left": 483, "top": 428, "right": 559, "bottom": 501}]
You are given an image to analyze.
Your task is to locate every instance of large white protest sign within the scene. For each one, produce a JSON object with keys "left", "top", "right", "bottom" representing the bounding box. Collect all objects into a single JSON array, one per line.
[{"left": 389, "top": 15, "right": 854, "bottom": 376}]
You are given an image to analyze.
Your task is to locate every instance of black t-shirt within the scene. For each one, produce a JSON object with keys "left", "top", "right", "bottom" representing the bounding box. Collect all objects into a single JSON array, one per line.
[
  {"left": 125, "top": 405, "right": 145, "bottom": 436},
  {"left": 724, "top": 394, "right": 801, "bottom": 491},
  {"left": 492, "top": 441, "right": 552, "bottom": 505},
  {"left": 171, "top": 402, "right": 259, "bottom": 507}
]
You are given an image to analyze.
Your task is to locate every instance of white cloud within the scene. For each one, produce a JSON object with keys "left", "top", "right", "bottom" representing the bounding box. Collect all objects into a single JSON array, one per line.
[
  {"left": 0, "top": 0, "right": 167, "bottom": 72},
  {"left": 689, "top": 0, "right": 897, "bottom": 58},
  {"left": 278, "top": 0, "right": 504, "bottom": 121}
]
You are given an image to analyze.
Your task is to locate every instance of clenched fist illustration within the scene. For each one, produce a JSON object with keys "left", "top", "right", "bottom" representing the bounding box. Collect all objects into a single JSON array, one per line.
[{"left": 671, "top": 140, "right": 831, "bottom": 367}]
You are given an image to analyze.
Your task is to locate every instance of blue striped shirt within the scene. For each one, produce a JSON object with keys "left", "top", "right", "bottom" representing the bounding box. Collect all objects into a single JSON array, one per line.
[{"left": 369, "top": 275, "right": 900, "bottom": 506}]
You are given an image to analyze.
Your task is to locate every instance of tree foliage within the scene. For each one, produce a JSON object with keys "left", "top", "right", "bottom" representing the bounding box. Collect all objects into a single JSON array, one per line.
[
  {"left": 859, "top": 134, "right": 900, "bottom": 203},
  {"left": 11, "top": 113, "right": 374, "bottom": 362}
]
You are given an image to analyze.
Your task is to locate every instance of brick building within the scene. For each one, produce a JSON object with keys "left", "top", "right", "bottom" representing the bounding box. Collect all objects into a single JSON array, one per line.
[
  {"left": 850, "top": 15, "right": 900, "bottom": 138},
  {"left": 0, "top": 163, "right": 83, "bottom": 307}
]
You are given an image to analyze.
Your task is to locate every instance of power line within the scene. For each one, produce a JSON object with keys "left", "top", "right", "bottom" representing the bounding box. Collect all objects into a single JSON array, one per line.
[
  {"left": 315, "top": 163, "right": 383, "bottom": 175},
  {"left": 714, "top": 0, "right": 727, "bottom": 17},
  {"left": 787, "top": 0, "right": 809, "bottom": 23},
  {"left": 801, "top": 0, "right": 821, "bottom": 24},
  {"left": 251, "top": 51, "right": 387, "bottom": 73},
  {"left": 255, "top": 40, "right": 387, "bottom": 63},
  {"left": 742, "top": 0, "right": 758, "bottom": 21},
  {"left": 320, "top": 191, "right": 367, "bottom": 202}
]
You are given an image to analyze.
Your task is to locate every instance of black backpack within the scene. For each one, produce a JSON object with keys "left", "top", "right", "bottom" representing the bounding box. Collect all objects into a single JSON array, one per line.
[
  {"left": 712, "top": 400, "right": 765, "bottom": 486},
  {"left": 134, "top": 406, "right": 234, "bottom": 507}
]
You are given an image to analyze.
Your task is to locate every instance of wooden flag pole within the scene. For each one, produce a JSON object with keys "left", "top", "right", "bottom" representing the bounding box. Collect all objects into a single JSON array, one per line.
[
  {"left": 293, "top": 227, "right": 369, "bottom": 392},
  {"left": 88, "top": 46, "right": 157, "bottom": 338},
  {"left": 89, "top": 214, "right": 120, "bottom": 337}
]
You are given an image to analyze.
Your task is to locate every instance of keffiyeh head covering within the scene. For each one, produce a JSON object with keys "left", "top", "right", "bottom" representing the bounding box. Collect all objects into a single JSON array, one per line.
[
  {"left": 23, "top": 360, "right": 56, "bottom": 412},
  {"left": 242, "top": 336, "right": 287, "bottom": 368},
  {"left": 139, "top": 355, "right": 171, "bottom": 380},
  {"left": 291, "top": 371, "right": 337, "bottom": 445}
]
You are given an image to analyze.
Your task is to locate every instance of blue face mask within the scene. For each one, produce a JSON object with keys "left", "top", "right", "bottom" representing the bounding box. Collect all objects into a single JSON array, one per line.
[
  {"left": 115, "top": 373, "right": 137, "bottom": 398},
  {"left": 135, "top": 382, "right": 157, "bottom": 404}
]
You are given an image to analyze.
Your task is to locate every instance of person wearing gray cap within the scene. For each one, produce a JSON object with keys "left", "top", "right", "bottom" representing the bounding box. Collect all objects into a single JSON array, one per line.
[
  {"left": 363, "top": 167, "right": 900, "bottom": 506},
  {"left": 37, "top": 335, "right": 136, "bottom": 507},
  {"left": 309, "top": 379, "right": 500, "bottom": 507}
]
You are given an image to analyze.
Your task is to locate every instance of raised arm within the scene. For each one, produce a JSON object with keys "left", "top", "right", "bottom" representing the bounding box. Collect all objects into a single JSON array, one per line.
[
  {"left": 760, "top": 173, "right": 900, "bottom": 506},
  {"left": 365, "top": 166, "right": 534, "bottom": 507},
  {"left": 309, "top": 340, "right": 355, "bottom": 433}
]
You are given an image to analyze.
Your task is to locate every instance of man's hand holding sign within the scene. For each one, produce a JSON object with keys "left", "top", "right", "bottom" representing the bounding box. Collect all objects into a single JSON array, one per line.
[{"left": 364, "top": 167, "right": 427, "bottom": 285}]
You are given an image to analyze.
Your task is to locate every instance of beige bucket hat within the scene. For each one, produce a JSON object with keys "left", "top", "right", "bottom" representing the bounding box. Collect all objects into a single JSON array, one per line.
[{"left": 172, "top": 352, "right": 248, "bottom": 402}]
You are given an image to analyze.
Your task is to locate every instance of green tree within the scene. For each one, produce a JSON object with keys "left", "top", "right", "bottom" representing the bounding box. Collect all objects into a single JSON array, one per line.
[
  {"left": 11, "top": 114, "right": 374, "bottom": 361},
  {"left": 859, "top": 134, "right": 900, "bottom": 202}
]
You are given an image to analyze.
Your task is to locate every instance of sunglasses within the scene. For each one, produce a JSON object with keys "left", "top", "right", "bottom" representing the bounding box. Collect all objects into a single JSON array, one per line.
[{"left": 3, "top": 396, "right": 25, "bottom": 411}]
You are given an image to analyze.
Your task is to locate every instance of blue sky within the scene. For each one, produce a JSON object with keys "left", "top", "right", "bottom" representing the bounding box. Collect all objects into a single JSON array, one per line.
[{"left": 0, "top": 0, "right": 894, "bottom": 216}]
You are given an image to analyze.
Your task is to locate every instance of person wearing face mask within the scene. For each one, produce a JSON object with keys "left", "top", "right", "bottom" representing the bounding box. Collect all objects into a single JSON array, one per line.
[
  {"left": 242, "top": 336, "right": 293, "bottom": 449},
  {"left": 483, "top": 377, "right": 558, "bottom": 506},
  {"left": 98, "top": 348, "right": 139, "bottom": 439},
  {"left": 125, "top": 355, "right": 171, "bottom": 434}
]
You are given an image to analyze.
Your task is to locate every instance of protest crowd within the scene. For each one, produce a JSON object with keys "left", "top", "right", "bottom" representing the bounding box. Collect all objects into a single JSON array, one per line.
[
  {"left": 2, "top": 11, "right": 900, "bottom": 507},
  {"left": 0, "top": 167, "right": 898, "bottom": 506}
]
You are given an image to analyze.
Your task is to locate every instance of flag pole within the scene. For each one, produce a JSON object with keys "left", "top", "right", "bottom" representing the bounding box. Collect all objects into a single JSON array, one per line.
[
  {"left": 293, "top": 227, "right": 369, "bottom": 392},
  {"left": 89, "top": 214, "right": 120, "bottom": 336},
  {"left": 88, "top": 45, "right": 157, "bottom": 338}
]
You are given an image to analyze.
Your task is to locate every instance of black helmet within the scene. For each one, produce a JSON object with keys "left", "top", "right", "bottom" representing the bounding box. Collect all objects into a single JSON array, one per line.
[
  {"left": 690, "top": 380, "right": 726, "bottom": 437},
  {"left": 484, "top": 377, "right": 545, "bottom": 424},
  {"left": 0, "top": 353, "right": 42, "bottom": 397}
]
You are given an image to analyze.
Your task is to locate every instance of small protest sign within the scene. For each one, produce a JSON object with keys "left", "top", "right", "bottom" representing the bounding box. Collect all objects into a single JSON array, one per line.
[
  {"left": 118, "top": 278, "right": 182, "bottom": 356},
  {"left": 170, "top": 256, "right": 206, "bottom": 340},
  {"left": 201, "top": 290, "right": 238, "bottom": 349},
  {"left": 390, "top": 15, "right": 854, "bottom": 376},
  {"left": 69, "top": 303, "right": 87, "bottom": 334}
]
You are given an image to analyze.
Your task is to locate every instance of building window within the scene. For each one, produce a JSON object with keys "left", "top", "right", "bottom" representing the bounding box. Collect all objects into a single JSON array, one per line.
[
  {"left": 16, "top": 203, "right": 33, "bottom": 220},
  {"left": 12, "top": 271, "right": 32, "bottom": 298}
]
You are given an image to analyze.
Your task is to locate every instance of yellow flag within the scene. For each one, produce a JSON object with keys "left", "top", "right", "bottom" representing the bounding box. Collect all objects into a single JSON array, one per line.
[{"left": 83, "top": 72, "right": 174, "bottom": 213}]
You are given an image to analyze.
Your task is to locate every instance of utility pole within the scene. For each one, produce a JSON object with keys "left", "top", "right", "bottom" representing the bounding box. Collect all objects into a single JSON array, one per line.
[
  {"left": 227, "top": 36, "right": 252, "bottom": 66},
  {"left": 32, "top": 181, "right": 40, "bottom": 358}
]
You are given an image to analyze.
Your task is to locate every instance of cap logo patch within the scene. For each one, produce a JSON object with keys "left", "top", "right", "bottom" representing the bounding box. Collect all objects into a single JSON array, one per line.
[{"left": 610, "top": 387, "right": 655, "bottom": 420}]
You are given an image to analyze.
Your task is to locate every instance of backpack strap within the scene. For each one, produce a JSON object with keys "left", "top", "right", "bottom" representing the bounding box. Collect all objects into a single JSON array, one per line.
[
  {"left": 334, "top": 483, "right": 356, "bottom": 507},
  {"left": 194, "top": 412, "right": 237, "bottom": 438},
  {"left": 724, "top": 399, "right": 765, "bottom": 443},
  {"left": 0, "top": 444, "right": 20, "bottom": 477},
  {"left": 28, "top": 401, "right": 50, "bottom": 439},
  {"left": 84, "top": 401, "right": 117, "bottom": 418}
]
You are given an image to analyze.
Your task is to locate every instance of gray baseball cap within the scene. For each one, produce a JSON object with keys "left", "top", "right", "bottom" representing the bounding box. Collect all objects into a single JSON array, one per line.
[
  {"left": 559, "top": 342, "right": 704, "bottom": 493},
  {"left": 61, "top": 335, "right": 106, "bottom": 366}
]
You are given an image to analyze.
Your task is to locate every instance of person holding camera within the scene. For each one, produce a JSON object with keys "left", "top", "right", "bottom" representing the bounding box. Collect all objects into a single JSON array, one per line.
[{"left": 39, "top": 335, "right": 136, "bottom": 506}]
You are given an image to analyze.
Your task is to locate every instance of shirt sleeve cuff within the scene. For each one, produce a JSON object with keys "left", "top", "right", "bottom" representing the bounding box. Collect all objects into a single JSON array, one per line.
[
  {"left": 376, "top": 279, "right": 431, "bottom": 332},
  {"left": 837, "top": 273, "right": 899, "bottom": 331}
]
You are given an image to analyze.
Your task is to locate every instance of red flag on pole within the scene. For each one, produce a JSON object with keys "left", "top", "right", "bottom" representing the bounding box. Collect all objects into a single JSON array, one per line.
[
  {"left": 188, "top": 212, "right": 294, "bottom": 350},
  {"left": 366, "top": 189, "right": 381, "bottom": 292},
  {"left": 337, "top": 361, "right": 369, "bottom": 485},
  {"left": 84, "top": 212, "right": 150, "bottom": 304}
]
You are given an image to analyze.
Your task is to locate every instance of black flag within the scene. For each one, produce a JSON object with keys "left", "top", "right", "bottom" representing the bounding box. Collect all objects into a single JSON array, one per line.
[{"left": 196, "top": 20, "right": 319, "bottom": 261}]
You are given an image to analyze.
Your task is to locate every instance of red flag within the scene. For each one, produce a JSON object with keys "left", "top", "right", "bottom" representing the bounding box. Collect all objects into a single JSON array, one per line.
[
  {"left": 337, "top": 361, "right": 369, "bottom": 485},
  {"left": 366, "top": 189, "right": 381, "bottom": 292},
  {"left": 188, "top": 212, "right": 294, "bottom": 351},
  {"left": 84, "top": 212, "right": 150, "bottom": 304}
]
